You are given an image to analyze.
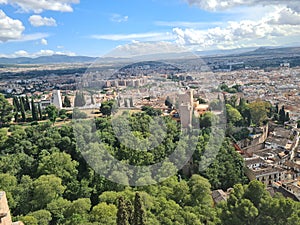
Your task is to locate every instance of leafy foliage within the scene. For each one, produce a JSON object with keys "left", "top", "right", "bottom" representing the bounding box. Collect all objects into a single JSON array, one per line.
[
  {"left": 218, "top": 180, "right": 300, "bottom": 225},
  {"left": 0, "top": 107, "right": 298, "bottom": 225},
  {"left": 100, "top": 100, "right": 116, "bottom": 116},
  {"left": 248, "top": 101, "right": 271, "bottom": 126},
  {"left": 0, "top": 94, "right": 13, "bottom": 126},
  {"left": 63, "top": 96, "right": 71, "bottom": 108},
  {"left": 141, "top": 106, "right": 162, "bottom": 116},
  {"left": 45, "top": 105, "right": 58, "bottom": 124}
]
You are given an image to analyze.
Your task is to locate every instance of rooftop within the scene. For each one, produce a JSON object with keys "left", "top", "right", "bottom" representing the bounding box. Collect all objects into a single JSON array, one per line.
[{"left": 252, "top": 166, "right": 284, "bottom": 177}]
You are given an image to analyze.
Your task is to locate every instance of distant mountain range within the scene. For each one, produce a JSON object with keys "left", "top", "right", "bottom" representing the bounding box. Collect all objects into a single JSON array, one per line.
[
  {"left": 196, "top": 46, "right": 300, "bottom": 58},
  {"left": 0, "top": 55, "right": 96, "bottom": 64},
  {"left": 194, "top": 47, "right": 258, "bottom": 56},
  {"left": 1, "top": 46, "right": 300, "bottom": 65},
  {"left": 235, "top": 46, "right": 300, "bottom": 56}
]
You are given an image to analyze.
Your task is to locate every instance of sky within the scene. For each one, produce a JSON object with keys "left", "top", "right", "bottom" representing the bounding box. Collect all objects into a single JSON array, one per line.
[{"left": 1, "top": 0, "right": 300, "bottom": 57}]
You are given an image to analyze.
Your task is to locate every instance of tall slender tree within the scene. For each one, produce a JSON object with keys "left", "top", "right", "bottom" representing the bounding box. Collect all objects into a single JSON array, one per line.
[
  {"left": 31, "top": 98, "right": 38, "bottom": 121},
  {"left": 91, "top": 94, "right": 95, "bottom": 105},
  {"left": 117, "top": 197, "right": 129, "bottom": 225},
  {"left": 20, "top": 98, "right": 26, "bottom": 122},
  {"left": 74, "top": 92, "right": 86, "bottom": 107},
  {"left": 275, "top": 103, "right": 279, "bottom": 114},
  {"left": 13, "top": 111, "right": 19, "bottom": 123},
  {"left": 21, "top": 96, "right": 27, "bottom": 111},
  {"left": 25, "top": 95, "right": 30, "bottom": 111},
  {"left": 38, "top": 103, "right": 43, "bottom": 120},
  {"left": 285, "top": 112, "right": 290, "bottom": 122},
  {"left": 12, "top": 96, "right": 20, "bottom": 123},
  {"left": 279, "top": 105, "right": 286, "bottom": 124},
  {"left": 63, "top": 95, "right": 71, "bottom": 108},
  {"left": 133, "top": 192, "right": 146, "bottom": 225},
  {"left": 126, "top": 200, "right": 134, "bottom": 225},
  {"left": 165, "top": 96, "right": 173, "bottom": 108},
  {"left": 13, "top": 96, "right": 21, "bottom": 112}
]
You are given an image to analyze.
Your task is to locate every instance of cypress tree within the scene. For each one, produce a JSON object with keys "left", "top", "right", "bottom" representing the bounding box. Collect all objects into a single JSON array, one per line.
[
  {"left": 279, "top": 106, "right": 286, "bottom": 124},
  {"left": 13, "top": 112, "right": 19, "bottom": 123},
  {"left": 117, "top": 197, "right": 129, "bottom": 225},
  {"left": 31, "top": 98, "right": 38, "bottom": 121},
  {"left": 12, "top": 97, "right": 20, "bottom": 123},
  {"left": 74, "top": 92, "right": 79, "bottom": 107},
  {"left": 74, "top": 92, "right": 86, "bottom": 107},
  {"left": 91, "top": 94, "right": 95, "bottom": 105},
  {"left": 275, "top": 103, "right": 279, "bottom": 114},
  {"left": 81, "top": 92, "right": 86, "bottom": 106},
  {"left": 38, "top": 103, "right": 43, "bottom": 120},
  {"left": 25, "top": 95, "right": 30, "bottom": 111},
  {"left": 13, "top": 96, "right": 21, "bottom": 112},
  {"left": 63, "top": 95, "right": 71, "bottom": 108},
  {"left": 126, "top": 200, "right": 134, "bottom": 225},
  {"left": 20, "top": 96, "right": 26, "bottom": 111},
  {"left": 20, "top": 99, "right": 26, "bottom": 122},
  {"left": 285, "top": 112, "right": 290, "bottom": 122},
  {"left": 165, "top": 96, "right": 172, "bottom": 108},
  {"left": 133, "top": 192, "right": 146, "bottom": 225}
]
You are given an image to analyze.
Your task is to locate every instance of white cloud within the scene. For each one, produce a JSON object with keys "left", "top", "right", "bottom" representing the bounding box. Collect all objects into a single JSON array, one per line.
[
  {"left": 29, "top": 15, "right": 57, "bottom": 27},
  {"left": 90, "top": 32, "right": 175, "bottom": 42},
  {"left": 0, "top": 9, "right": 24, "bottom": 42},
  {"left": 155, "top": 20, "right": 222, "bottom": 28},
  {"left": 14, "top": 50, "right": 29, "bottom": 57},
  {"left": 105, "top": 41, "right": 189, "bottom": 59},
  {"left": 37, "top": 49, "right": 55, "bottom": 56},
  {"left": 110, "top": 14, "right": 128, "bottom": 23},
  {"left": 34, "top": 49, "right": 76, "bottom": 57},
  {"left": 8, "top": 32, "right": 49, "bottom": 42},
  {"left": 269, "top": 8, "right": 300, "bottom": 25},
  {"left": 172, "top": 7, "right": 300, "bottom": 50},
  {"left": 185, "top": 0, "right": 300, "bottom": 11},
  {"left": 0, "top": 11, "right": 47, "bottom": 43},
  {"left": 1, "top": 0, "right": 80, "bottom": 13},
  {"left": 40, "top": 38, "right": 47, "bottom": 45}
]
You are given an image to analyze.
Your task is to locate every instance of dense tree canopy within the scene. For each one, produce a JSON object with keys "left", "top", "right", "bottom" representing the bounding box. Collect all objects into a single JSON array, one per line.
[
  {"left": 0, "top": 94, "right": 13, "bottom": 126},
  {"left": 100, "top": 100, "right": 116, "bottom": 116},
  {"left": 226, "top": 104, "right": 243, "bottom": 126},
  {"left": 45, "top": 105, "right": 58, "bottom": 124},
  {"left": 0, "top": 103, "right": 298, "bottom": 225},
  {"left": 248, "top": 101, "right": 271, "bottom": 126},
  {"left": 218, "top": 180, "right": 300, "bottom": 225}
]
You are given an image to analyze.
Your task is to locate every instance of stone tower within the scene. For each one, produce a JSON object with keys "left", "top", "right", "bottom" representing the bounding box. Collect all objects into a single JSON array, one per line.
[
  {"left": 0, "top": 191, "right": 23, "bottom": 225},
  {"left": 178, "top": 89, "right": 194, "bottom": 128},
  {"left": 51, "top": 90, "right": 63, "bottom": 109}
]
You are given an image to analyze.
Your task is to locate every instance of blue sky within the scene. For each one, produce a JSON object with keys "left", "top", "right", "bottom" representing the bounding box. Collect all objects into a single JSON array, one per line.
[{"left": 0, "top": 0, "right": 300, "bottom": 57}]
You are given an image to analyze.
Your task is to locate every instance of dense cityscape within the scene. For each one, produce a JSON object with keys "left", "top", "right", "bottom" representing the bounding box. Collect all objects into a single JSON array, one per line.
[
  {"left": 0, "top": 46, "right": 299, "bottom": 224},
  {"left": 2, "top": 0, "right": 300, "bottom": 225}
]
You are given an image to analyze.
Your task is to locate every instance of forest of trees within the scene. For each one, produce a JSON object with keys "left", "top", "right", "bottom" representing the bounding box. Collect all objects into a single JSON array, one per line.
[{"left": 0, "top": 93, "right": 299, "bottom": 224}]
